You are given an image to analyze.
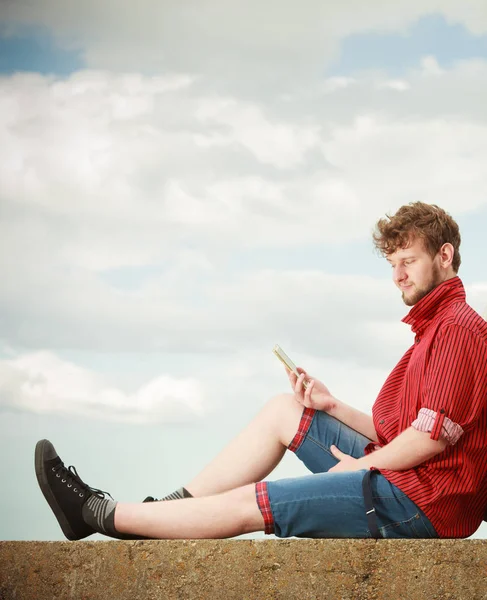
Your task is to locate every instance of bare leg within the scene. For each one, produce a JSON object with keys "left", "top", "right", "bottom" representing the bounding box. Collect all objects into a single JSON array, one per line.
[
  {"left": 185, "top": 393, "right": 303, "bottom": 497},
  {"left": 115, "top": 484, "right": 263, "bottom": 539}
]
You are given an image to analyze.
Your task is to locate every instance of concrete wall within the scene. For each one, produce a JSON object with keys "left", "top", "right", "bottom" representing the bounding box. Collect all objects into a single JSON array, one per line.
[{"left": 1, "top": 539, "right": 486, "bottom": 600}]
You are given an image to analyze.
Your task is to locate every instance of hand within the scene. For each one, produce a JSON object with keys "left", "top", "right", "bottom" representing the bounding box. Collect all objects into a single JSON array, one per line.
[
  {"left": 328, "top": 446, "right": 364, "bottom": 473},
  {"left": 287, "top": 367, "right": 338, "bottom": 413}
]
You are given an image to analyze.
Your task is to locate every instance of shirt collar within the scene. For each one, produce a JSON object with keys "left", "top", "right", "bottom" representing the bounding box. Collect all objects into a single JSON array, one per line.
[{"left": 402, "top": 276, "right": 465, "bottom": 335}]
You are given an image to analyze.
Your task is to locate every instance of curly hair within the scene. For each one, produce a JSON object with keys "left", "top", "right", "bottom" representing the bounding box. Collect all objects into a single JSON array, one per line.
[{"left": 372, "top": 202, "right": 461, "bottom": 272}]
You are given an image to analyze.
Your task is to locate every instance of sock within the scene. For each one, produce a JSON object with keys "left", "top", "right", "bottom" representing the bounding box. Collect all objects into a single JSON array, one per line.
[
  {"left": 144, "top": 487, "right": 192, "bottom": 503},
  {"left": 82, "top": 495, "right": 119, "bottom": 537},
  {"left": 161, "top": 487, "right": 193, "bottom": 501},
  {"left": 82, "top": 495, "right": 147, "bottom": 540}
]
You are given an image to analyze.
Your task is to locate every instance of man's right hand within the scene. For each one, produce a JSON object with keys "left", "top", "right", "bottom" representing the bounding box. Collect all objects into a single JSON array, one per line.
[{"left": 287, "top": 367, "right": 338, "bottom": 413}]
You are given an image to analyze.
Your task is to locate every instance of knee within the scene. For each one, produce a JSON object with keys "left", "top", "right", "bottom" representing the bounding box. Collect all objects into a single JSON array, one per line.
[
  {"left": 266, "top": 392, "right": 297, "bottom": 413},
  {"left": 224, "top": 484, "right": 264, "bottom": 533},
  {"left": 226, "top": 483, "right": 255, "bottom": 504},
  {"left": 266, "top": 393, "right": 304, "bottom": 445}
]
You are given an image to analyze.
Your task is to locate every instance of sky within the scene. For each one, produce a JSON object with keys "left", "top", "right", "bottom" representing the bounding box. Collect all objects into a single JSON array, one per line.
[{"left": 1, "top": 1, "right": 487, "bottom": 541}]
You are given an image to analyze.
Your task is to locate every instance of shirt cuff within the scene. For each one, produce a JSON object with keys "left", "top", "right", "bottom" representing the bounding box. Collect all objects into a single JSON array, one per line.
[{"left": 411, "top": 407, "right": 464, "bottom": 445}]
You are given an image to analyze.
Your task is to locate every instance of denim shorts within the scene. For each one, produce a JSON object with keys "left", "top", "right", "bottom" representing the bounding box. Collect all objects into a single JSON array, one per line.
[{"left": 255, "top": 407, "right": 438, "bottom": 539}]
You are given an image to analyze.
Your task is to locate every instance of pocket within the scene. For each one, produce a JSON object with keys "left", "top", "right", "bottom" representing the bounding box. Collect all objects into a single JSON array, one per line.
[{"left": 379, "top": 512, "right": 434, "bottom": 539}]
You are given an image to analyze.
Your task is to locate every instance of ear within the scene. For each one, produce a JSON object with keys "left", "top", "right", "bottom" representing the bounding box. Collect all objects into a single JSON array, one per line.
[{"left": 438, "top": 243, "right": 454, "bottom": 269}]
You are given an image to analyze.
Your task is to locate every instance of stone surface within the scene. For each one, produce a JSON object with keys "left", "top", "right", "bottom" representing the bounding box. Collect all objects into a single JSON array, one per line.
[{"left": 0, "top": 539, "right": 486, "bottom": 600}]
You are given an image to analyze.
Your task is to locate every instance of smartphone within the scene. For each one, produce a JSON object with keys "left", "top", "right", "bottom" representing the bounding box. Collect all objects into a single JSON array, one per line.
[{"left": 273, "top": 344, "right": 308, "bottom": 389}]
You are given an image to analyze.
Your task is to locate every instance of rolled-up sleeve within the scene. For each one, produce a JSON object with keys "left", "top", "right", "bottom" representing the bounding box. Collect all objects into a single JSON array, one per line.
[{"left": 411, "top": 407, "right": 464, "bottom": 445}]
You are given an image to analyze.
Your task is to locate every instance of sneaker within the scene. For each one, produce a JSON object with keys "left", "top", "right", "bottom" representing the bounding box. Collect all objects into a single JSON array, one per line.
[{"left": 35, "top": 439, "right": 112, "bottom": 541}]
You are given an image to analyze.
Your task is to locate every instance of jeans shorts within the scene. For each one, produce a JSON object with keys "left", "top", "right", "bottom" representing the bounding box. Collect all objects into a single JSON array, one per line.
[{"left": 255, "top": 407, "right": 438, "bottom": 539}]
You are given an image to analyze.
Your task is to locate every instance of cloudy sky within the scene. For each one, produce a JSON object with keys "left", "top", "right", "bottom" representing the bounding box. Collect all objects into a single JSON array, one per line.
[{"left": 1, "top": 1, "right": 486, "bottom": 541}]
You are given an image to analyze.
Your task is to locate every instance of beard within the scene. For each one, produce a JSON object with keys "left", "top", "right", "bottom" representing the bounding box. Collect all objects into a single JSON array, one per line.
[{"left": 402, "top": 263, "right": 443, "bottom": 306}]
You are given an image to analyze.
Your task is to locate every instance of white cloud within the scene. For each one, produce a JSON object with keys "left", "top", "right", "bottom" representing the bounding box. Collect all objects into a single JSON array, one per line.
[
  {"left": 195, "top": 98, "right": 320, "bottom": 169},
  {"left": 0, "top": 344, "right": 392, "bottom": 422},
  {"left": 0, "top": 259, "right": 411, "bottom": 369},
  {"left": 420, "top": 56, "right": 445, "bottom": 77},
  {"left": 1, "top": 59, "right": 487, "bottom": 364},
  {"left": 323, "top": 77, "right": 356, "bottom": 93},
  {"left": 321, "top": 114, "right": 487, "bottom": 216},
  {"left": 377, "top": 80, "right": 410, "bottom": 92},
  {"left": 0, "top": 351, "right": 205, "bottom": 423},
  {"left": 2, "top": 60, "right": 487, "bottom": 266}
]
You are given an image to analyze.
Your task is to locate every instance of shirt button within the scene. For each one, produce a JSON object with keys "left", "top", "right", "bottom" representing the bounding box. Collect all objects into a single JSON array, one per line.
[{"left": 379, "top": 419, "right": 385, "bottom": 424}]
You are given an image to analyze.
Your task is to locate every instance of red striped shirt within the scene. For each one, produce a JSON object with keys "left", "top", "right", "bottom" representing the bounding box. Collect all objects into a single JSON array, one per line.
[{"left": 365, "top": 276, "right": 487, "bottom": 538}]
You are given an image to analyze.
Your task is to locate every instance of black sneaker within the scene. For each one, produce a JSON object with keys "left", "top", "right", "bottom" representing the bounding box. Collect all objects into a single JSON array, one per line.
[{"left": 35, "top": 439, "right": 112, "bottom": 541}]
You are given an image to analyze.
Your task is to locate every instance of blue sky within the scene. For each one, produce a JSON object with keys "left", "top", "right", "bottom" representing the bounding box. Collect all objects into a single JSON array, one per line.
[
  {"left": 0, "top": 27, "right": 83, "bottom": 75},
  {"left": 330, "top": 14, "right": 487, "bottom": 75},
  {"left": 1, "top": 2, "right": 487, "bottom": 542}
]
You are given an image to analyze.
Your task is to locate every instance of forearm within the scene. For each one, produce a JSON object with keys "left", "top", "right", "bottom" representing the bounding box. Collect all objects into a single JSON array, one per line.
[
  {"left": 356, "top": 426, "right": 447, "bottom": 471},
  {"left": 328, "top": 399, "right": 378, "bottom": 442}
]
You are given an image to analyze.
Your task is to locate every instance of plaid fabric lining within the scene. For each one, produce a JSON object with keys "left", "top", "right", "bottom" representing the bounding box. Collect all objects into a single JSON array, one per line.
[
  {"left": 288, "top": 407, "right": 316, "bottom": 453},
  {"left": 255, "top": 482, "right": 274, "bottom": 534}
]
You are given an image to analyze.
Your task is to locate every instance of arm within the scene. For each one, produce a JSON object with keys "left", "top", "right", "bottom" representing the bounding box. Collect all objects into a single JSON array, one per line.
[
  {"left": 330, "top": 426, "right": 447, "bottom": 473},
  {"left": 328, "top": 399, "right": 378, "bottom": 443},
  {"left": 332, "top": 325, "right": 485, "bottom": 473}
]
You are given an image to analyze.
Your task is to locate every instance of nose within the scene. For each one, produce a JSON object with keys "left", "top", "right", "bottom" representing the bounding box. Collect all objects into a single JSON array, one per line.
[{"left": 393, "top": 264, "right": 407, "bottom": 284}]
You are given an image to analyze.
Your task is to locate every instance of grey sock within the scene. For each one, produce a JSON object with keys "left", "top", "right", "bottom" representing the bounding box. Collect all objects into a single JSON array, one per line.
[
  {"left": 82, "top": 495, "right": 118, "bottom": 537},
  {"left": 82, "top": 495, "right": 148, "bottom": 540},
  {"left": 144, "top": 486, "right": 193, "bottom": 503},
  {"left": 160, "top": 487, "right": 193, "bottom": 501}
]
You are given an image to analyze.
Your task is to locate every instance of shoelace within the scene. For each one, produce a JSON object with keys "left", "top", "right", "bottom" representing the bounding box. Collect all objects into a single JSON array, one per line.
[{"left": 52, "top": 463, "right": 113, "bottom": 500}]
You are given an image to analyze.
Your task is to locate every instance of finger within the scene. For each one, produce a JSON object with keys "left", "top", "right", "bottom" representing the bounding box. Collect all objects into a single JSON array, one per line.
[
  {"left": 287, "top": 369, "right": 297, "bottom": 383},
  {"left": 295, "top": 372, "right": 306, "bottom": 393},
  {"left": 298, "top": 367, "right": 315, "bottom": 381},
  {"left": 303, "top": 379, "right": 314, "bottom": 405},
  {"left": 330, "top": 445, "right": 344, "bottom": 458}
]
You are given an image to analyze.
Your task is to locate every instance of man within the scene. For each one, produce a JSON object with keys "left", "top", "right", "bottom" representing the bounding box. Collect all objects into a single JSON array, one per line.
[{"left": 36, "top": 202, "right": 487, "bottom": 540}]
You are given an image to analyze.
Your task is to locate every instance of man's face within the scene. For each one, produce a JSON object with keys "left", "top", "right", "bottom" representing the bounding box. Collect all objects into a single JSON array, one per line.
[{"left": 387, "top": 238, "right": 444, "bottom": 306}]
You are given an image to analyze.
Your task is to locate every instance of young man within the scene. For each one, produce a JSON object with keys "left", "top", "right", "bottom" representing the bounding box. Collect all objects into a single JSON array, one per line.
[{"left": 36, "top": 202, "right": 487, "bottom": 540}]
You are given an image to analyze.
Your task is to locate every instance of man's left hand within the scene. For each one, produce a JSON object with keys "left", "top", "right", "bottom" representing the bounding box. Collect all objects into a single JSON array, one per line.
[{"left": 328, "top": 445, "right": 364, "bottom": 472}]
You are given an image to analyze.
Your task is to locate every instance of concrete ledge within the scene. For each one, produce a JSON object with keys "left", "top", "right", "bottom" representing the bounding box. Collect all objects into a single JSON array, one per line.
[{"left": 1, "top": 539, "right": 486, "bottom": 600}]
